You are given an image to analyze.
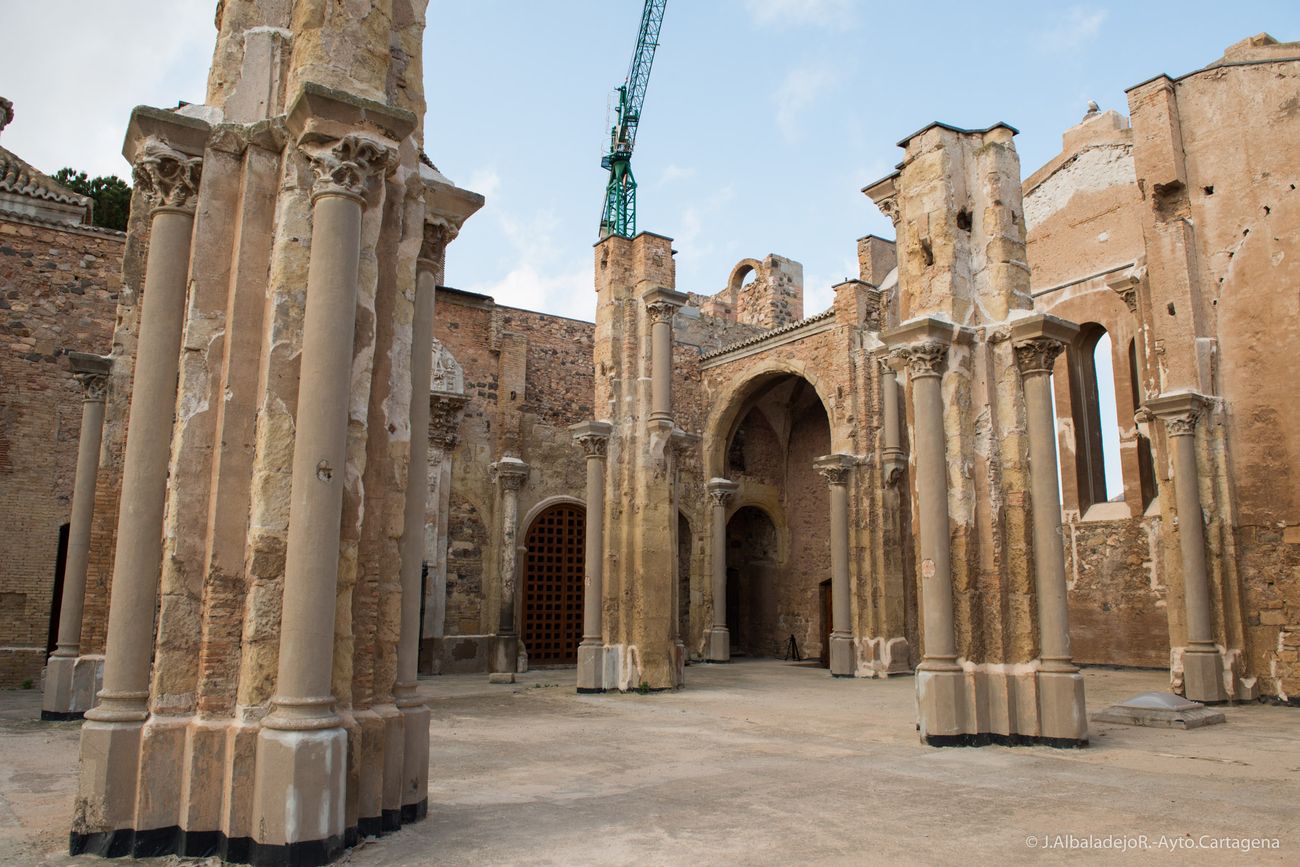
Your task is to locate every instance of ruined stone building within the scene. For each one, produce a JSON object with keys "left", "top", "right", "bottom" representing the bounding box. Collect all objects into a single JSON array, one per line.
[{"left": 0, "top": 4, "right": 1294, "bottom": 862}]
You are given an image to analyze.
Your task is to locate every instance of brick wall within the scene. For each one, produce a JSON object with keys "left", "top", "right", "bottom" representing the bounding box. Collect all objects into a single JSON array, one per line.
[{"left": 0, "top": 215, "right": 122, "bottom": 686}]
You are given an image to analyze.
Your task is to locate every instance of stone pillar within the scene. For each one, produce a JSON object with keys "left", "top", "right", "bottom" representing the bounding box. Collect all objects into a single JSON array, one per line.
[
  {"left": 491, "top": 457, "right": 529, "bottom": 677},
  {"left": 251, "top": 134, "right": 394, "bottom": 856},
  {"left": 705, "top": 478, "right": 738, "bottom": 663},
  {"left": 643, "top": 287, "right": 687, "bottom": 424},
  {"left": 1148, "top": 391, "right": 1227, "bottom": 703},
  {"left": 879, "top": 358, "right": 906, "bottom": 485},
  {"left": 889, "top": 332, "right": 965, "bottom": 741},
  {"left": 1012, "top": 315, "right": 1088, "bottom": 743},
  {"left": 42, "top": 353, "right": 111, "bottom": 721},
  {"left": 76, "top": 137, "right": 202, "bottom": 835},
  {"left": 392, "top": 225, "right": 446, "bottom": 825},
  {"left": 814, "top": 455, "right": 856, "bottom": 677},
  {"left": 572, "top": 422, "right": 611, "bottom": 692}
]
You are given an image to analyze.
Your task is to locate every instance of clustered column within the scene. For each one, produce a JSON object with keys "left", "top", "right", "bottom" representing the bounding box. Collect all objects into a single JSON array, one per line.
[
  {"left": 814, "top": 454, "right": 855, "bottom": 677},
  {"left": 571, "top": 422, "right": 612, "bottom": 692},
  {"left": 251, "top": 134, "right": 395, "bottom": 852},
  {"left": 1148, "top": 392, "right": 1227, "bottom": 703},
  {"left": 42, "top": 353, "right": 111, "bottom": 720},
  {"left": 1012, "top": 316, "right": 1088, "bottom": 743},
  {"left": 706, "top": 478, "right": 737, "bottom": 663},
  {"left": 491, "top": 457, "right": 529, "bottom": 678},
  {"left": 642, "top": 287, "right": 688, "bottom": 425}
]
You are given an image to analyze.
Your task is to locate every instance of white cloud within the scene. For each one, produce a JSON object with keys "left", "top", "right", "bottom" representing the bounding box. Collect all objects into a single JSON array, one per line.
[
  {"left": 658, "top": 163, "right": 696, "bottom": 187},
  {"left": 774, "top": 63, "right": 838, "bottom": 142},
  {"left": 465, "top": 167, "right": 501, "bottom": 201},
  {"left": 467, "top": 201, "right": 595, "bottom": 320},
  {"left": 0, "top": 0, "right": 212, "bottom": 178},
  {"left": 802, "top": 255, "right": 860, "bottom": 318},
  {"left": 744, "top": 0, "right": 855, "bottom": 29},
  {"left": 1036, "top": 6, "right": 1108, "bottom": 54}
]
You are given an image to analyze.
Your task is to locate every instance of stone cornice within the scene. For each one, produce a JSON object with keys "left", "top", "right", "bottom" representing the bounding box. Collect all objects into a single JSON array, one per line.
[{"left": 286, "top": 81, "right": 416, "bottom": 146}]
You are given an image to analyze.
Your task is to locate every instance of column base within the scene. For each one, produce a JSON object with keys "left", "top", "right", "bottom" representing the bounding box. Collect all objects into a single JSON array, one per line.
[
  {"left": 491, "top": 634, "right": 518, "bottom": 675},
  {"left": 1183, "top": 647, "right": 1229, "bottom": 704},
  {"left": 398, "top": 703, "right": 430, "bottom": 820},
  {"left": 706, "top": 627, "right": 730, "bottom": 663},
  {"left": 1037, "top": 669, "right": 1089, "bottom": 743},
  {"left": 250, "top": 725, "right": 347, "bottom": 854},
  {"left": 916, "top": 665, "right": 967, "bottom": 741},
  {"left": 73, "top": 719, "right": 144, "bottom": 838},
  {"left": 577, "top": 641, "right": 605, "bottom": 692},
  {"left": 42, "top": 653, "right": 101, "bottom": 720},
  {"left": 829, "top": 634, "right": 855, "bottom": 677},
  {"left": 377, "top": 704, "right": 404, "bottom": 833}
]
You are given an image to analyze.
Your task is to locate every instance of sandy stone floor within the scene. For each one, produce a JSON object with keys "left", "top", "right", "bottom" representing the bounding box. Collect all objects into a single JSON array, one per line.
[{"left": 2, "top": 661, "right": 1297, "bottom": 865}]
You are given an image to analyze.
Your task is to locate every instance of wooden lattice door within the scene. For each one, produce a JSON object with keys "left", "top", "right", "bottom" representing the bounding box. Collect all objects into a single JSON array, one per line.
[{"left": 522, "top": 503, "right": 586, "bottom": 665}]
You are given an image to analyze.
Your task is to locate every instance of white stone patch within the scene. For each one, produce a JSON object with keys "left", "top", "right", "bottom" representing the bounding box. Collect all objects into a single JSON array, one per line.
[{"left": 1024, "top": 145, "right": 1136, "bottom": 231}]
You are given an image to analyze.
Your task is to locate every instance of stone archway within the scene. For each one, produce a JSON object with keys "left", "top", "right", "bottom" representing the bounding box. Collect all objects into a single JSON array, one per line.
[{"left": 521, "top": 501, "right": 585, "bottom": 666}]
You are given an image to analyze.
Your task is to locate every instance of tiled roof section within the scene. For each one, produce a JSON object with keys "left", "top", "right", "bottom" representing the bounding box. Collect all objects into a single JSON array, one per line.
[
  {"left": 0, "top": 207, "right": 124, "bottom": 238},
  {"left": 700, "top": 308, "right": 836, "bottom": 360},
  {"left": 0, "top": 145, "right": 91, "bottom": 209}
]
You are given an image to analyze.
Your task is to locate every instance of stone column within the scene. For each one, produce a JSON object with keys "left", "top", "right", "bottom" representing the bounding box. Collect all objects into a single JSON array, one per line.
[
  {"left": 42, "top": 353, "right": 110, "bottom": 721},
  {"left": 879, "top": 357, "right": 906, "bottom": 485},
  {"left": 251, "top": 134, "right": 394, "bottom": 854},
  {"left": 392, "top": 224, "right": 449, "bottom": 824},
  {"left": 814, "top": 455, "right": 856, "bottom": 677},
  {"left": 77, "top": 138, "right": 202, "bottom": 833},
  {"left": 643, "top": 287, "right": 687, "bottom": 424},
  {"left": 891, "top": 335, "right": 965, "bottom": 740},
  {"left": 1012, "top": 316, "right": 1088, "bottom": 743},
  {"left": 706, "top": 478, "right": 738, "bottom": 662},
  {"left": 1148, "top": 391, "right": 1227, "bottom": 703},
  {"left": 491, "top": 457, "right": 529, "bottom": 678},
  {"left": 572, "top": 422, "right": 611, "bottom": 692}
]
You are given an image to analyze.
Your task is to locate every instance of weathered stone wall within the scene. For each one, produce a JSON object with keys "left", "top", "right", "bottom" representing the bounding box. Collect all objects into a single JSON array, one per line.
[{"left": 0, "top": 216, "right": 122, "bottom": 686}]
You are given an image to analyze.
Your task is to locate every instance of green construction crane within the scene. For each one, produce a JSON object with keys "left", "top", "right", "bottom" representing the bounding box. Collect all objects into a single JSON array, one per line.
[{"left": 599, "top": 0, "right": 667, "bottom": 239}]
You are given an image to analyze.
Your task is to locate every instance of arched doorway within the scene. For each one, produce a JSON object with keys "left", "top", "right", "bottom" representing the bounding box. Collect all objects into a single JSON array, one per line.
[
  {"left": 725, "top": 506, "right": 780, "bottom": 657},
  {"left": 521, "top": 503, "right": 585, "bottom": 666}
]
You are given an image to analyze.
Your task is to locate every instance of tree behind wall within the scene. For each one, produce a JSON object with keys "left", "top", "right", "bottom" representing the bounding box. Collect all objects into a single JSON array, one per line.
[{"left": 53, "top": 168, "right": 131, "bottom": 231}]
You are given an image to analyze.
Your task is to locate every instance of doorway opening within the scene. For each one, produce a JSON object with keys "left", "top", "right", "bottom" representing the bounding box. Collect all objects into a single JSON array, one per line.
[{"left": 521, "top": 503, "right": 584, "bottom": 666}]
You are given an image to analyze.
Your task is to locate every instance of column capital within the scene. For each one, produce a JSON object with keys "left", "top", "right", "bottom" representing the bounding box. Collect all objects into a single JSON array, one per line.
[
  {"left": 862, "top": 170, "right": 901, "bottom": 227},
  {"left": 814, "top": 453, "right": 855, "bottom": 487},
  {"left": 419, "top": 218, "right": 458, "bottom": 268},
  {"left": 889, "top": 342, "right": 947, "bottom": 379},
  {"left": 67, "top": 351, "right": 111, "bottom": 401},
  {"left": 570, "top": 421, "right": 613, "bottom": 458},
  {"left": 1105, "top": 258, "right": 1146, "bottom": 315},
  {"left": 881, "top": 316, "right": 973, "bottom": 379},
  {"left": 643, "top": 286, "right": 688, "bottom": 324},
  {"left": 132, "top": 136, "right": 203, "bottom": 212},
  {"left": 706, "top": 477, "right": 738, "bottom": 507},
  {"left": 303, "top": 133, "right": 396, "bottom": 203},
  {"left": 1009, "top": 313, "right": 1080, "bottom": 375},
  {"left": 492, "top": 456, "right": 529, "bottom": 491},
  {"left": 1145, "top": 391, "right": 1208, "bottom": 437}
]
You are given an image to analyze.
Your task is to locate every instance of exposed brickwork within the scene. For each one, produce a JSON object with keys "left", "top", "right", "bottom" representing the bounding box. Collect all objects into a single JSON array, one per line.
[{"left": 0, "top": 215, "right": 122, "bottom": 686}]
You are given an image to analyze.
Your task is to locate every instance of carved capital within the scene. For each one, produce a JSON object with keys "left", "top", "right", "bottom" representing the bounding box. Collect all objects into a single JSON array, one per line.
[
  {"left": 576, "top": 433, "right": 609, "bottom": 458},
  {"left": 420, "top": 218, "right": 458, "bottom": 264},
  {"left": 645, "top": 299, "right": 678, "bottom": 326},
  {"left": 75, "top": 371, "right": 109, "bottom": 401},
  {"left": 893, "top": 342, "right": 947, "bottom": 378},
  {"left": 707, "top": 478, "right": 737, "bottom": 509},
  {"left": 1163, "top": 410, "right": 1201, "bottom": 437},
  {"left": 1013, "top": 336, "right": 1066, "bottom": 375},
  {"left": 876, "top": 195, "right": 900, "bottom": 227},
  {"left": 814, "top": 454, "right": 854, "bottom": 488},
  {"left": 304, "top": 133, "right": 396, "bottom": 202},
  {"left": 492, "top": 458, "right": 529, "bottom": 492},
  {"left": 132, "top": 137, "right": 202, "bottom": 212}
]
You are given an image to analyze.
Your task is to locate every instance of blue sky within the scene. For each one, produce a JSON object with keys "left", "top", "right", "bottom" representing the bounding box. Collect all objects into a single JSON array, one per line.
[{"left": 2, "top": 1, "right": 1296, "bottom": 325}]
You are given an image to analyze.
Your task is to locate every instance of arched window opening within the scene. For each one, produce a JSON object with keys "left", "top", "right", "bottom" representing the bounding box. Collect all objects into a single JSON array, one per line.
[
  {"left": 1069, "top": 325, "right": 1125, "bottom": 511},
  {"left": 1128, "top": 339, "right": 1158, "bottom": 510}
]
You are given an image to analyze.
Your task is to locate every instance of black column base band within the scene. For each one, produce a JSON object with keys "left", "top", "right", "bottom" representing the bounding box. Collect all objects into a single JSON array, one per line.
[
  {"left": 923, "top": 732, "right": 1088, "bottom": 749},
  {"left": 41, "top": 709, "right": 85, "bottom": 721},
  {"left": 400, "top": 798, "right": 428, "bottom": 824},
  {"left": 71, "top": 824, "right": 355, "bottom": 865}
]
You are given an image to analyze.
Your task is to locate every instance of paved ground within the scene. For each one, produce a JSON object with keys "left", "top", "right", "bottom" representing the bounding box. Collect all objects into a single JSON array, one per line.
[{"left": 2, "top": 661, "right": 1297, "bottom": 865}]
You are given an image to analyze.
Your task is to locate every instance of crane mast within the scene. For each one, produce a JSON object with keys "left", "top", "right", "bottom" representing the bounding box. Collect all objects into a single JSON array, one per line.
[{"left": 599, "top": 0, "right": 667, "bottom": 239}]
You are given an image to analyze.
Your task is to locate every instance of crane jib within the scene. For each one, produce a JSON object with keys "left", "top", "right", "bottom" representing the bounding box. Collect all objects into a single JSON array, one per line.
[{"left": 599, "top": 0, "right": 667, "bottom": 240}]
